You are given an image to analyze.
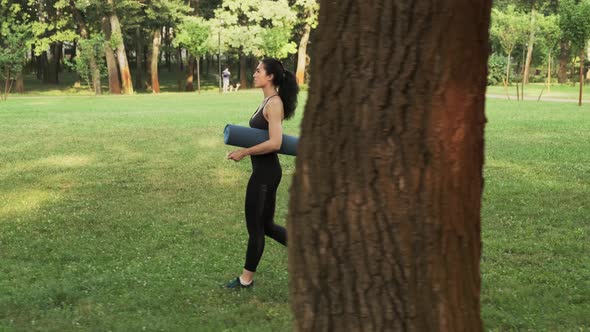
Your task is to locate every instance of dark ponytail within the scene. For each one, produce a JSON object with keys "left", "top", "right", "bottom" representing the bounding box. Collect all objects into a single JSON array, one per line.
[{"left": 261, "top": 58, "right": 299, "bottom": 120}]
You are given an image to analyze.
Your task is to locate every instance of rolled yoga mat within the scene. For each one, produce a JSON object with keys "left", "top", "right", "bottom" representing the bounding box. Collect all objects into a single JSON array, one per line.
[{"left": 223, "top": 124, "right": 298, "bottom": 156}]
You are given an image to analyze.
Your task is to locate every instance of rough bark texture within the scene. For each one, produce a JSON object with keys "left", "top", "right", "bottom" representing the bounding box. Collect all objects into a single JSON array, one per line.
[
  {"left": 296, "top": 23, "right": 312, "bottom": 85},
  {"left": 102, "top": 17, "right": 121, "bottom": 94},
  {"left": 107, "top": 2, "right": 134, "bottom": 94},
  {"left": 559, "top": 40, "right": 570, "bottom": 83},
  {"left": 287, "top": 1, "right": 491, "bottom": 331},
  {"left": 151, "top": 28, "right": 162, "bottom": 93}
]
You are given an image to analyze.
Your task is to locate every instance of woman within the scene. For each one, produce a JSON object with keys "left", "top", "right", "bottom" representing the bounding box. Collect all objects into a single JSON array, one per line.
[{"left": 225, "top": 58, "right": 299, "bottom": 289}]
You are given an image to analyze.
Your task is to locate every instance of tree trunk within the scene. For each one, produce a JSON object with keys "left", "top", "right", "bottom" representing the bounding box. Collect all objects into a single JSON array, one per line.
[
  {"left": 579, "top": 50, "right": 584, "bottom": 106},
  {"left": 239, "top": 53, "right": 248, "bottom": 88},
  {"left": 296, "top": 23, "right": 312, "bottom": 85},
  {"left": 107, "top": 2, "right": 133, "bottom": 94},
  {"left": 15, "top": 72, "right": 24, "bottom": 93},
  {"left": 102, "top": 16, "right": 121, "bottom": 94},
  {"left": 165, "top": 26, "right": 171, "bottom": 72},
  {"left": 151, "top": 28, "right": 162, "bottom": 93},
  {"left": 287, "top": 0, "right": 491, "bottom": 330},
  {"left": 558, "top": 40, "right": 570, "bottom": 84},
  {"left": 547, "top": 52, "right": 551, "bottom": 93},
  {"left": 72, "top": 3, "right": 101, "bottom": 94},
  {"left": 177, "top": 46, "right": 183, "bottom": 92},
  {"left": 506, "top": 52, "right": 511, "bottom": 84},
  {"left": 196, "top": 56, "right": 201, "bottom": 93},
  {"left": 523, "top": 6, "right": 536, "bottom": 84},
  {"left": 43, "top": 43, "right": 60, "bottom": 84},
  {"left": 135, "top": 27, "right": 143, "bottom": 91},
  {"left": 185, "top": 55, "right": 195, "bottom": 91}
]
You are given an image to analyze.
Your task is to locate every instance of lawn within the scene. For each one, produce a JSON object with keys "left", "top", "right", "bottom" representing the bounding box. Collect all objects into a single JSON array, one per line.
[{"left": 0, "top": 92, "right": 588, "bottom": 331}]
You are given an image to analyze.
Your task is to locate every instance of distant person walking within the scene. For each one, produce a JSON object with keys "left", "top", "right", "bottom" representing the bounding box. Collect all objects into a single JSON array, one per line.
[{"left": 222, "top": 68, "right": 231, "bottom": 92}]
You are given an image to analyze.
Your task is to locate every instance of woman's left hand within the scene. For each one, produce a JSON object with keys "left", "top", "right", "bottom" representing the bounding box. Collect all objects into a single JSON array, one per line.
[{"left": 227, "top": 149, "right": 247, "bottom": 161}]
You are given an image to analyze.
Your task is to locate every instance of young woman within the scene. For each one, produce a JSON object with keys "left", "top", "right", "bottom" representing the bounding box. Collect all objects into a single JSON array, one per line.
[{"left": 225, "top": 58, "right": 299, "bottom": 289}]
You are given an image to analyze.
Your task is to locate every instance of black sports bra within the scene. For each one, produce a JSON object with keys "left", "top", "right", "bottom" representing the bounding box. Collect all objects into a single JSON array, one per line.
[{"left": 249, "top": 95, "right": 278, "bottom": 130}]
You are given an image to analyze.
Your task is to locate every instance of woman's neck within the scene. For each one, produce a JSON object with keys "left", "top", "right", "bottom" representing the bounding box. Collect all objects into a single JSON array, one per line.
[{"left": 262, "top": 85, "right": 277, "bottom": 98}]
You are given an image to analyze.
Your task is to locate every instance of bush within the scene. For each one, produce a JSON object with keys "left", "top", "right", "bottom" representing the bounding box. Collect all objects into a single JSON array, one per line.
[{"left": 488, "top": 53, "right": 507, "bottom": 86}]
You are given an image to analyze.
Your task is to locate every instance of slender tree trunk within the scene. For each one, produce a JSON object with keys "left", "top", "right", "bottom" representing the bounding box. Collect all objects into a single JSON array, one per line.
[
  {"left": 506, "top": 52, "right": 511, "bottom": 85},
  {"left": 102, "top": 17, "right": 121, "bottom": 94},
  {"left": 177, "top": 45, "right": 183, "bottom": 91},
  {"left": 288, "top": 0, "right": 491, "bottom": 330},
  {"left": 107, "top": 1, "right": 133, "bottom": 94},
  {"left": 296, "top": 23, "right": 312, "bottom": 85},
  {"left": 239, "top": 53, "right": 247, "bottom": 88},
  {"left": 579, "top": 50, "right": 584, "bottom": 106},
  {"left": 186, "top": 55, "right": 195, "bottom": 91},
  {"left": 196, "top": 56, "right": 201, "bottom": 93},
  {"left": 547, "top": 52, "right": 551, "bottom": 93},
  {"left": 523, "top": 6, "right": 536, "bottom": 84},
  {"left": 3, "top": 66, "right": 10, "bottom": 99},
  {"left": 71, "top": 3, "right": 101, "bottom": 94},
  {"left": 165, "top": 26, "right": 171, "bottom": 72},
  {"left": 135, "top": 27, "right": 143, "bottom": 91},
  {"left": 558, "top": 40, "right": 570, "bottom": 84},
  {"left": 151, "top": 28, "right": 162, "bottom": 93}
]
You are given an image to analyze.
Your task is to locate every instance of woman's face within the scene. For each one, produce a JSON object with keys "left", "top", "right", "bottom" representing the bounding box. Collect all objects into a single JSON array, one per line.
[{"left": 253, "top": 62, "right": 272, "bottom": 88}]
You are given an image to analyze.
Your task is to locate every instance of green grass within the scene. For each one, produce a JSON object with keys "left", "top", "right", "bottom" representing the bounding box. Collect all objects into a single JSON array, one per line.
[{"left": 1, "top": 93, "right": 589, "bottom": 331}]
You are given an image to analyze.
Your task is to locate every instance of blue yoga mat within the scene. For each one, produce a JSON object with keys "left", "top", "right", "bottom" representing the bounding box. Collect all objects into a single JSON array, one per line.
[{"left": 223, "top": 124, "right": 298, "bottom": 156}]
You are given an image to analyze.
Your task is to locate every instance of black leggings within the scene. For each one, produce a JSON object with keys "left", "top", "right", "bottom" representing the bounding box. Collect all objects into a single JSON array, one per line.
[{"left": 244, "top": 154, "right": 287, "bottom": 272}]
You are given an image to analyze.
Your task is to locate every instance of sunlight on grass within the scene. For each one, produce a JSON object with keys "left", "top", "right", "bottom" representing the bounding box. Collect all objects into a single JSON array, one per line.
[
  {"left": 0, "top": 189, "right": 58, "bottom": 219},
  {"left": 37, "top": 155, "right": 94, "bottom": 168},
  {"left": 197, "top": 137, "right": 222, "bottom": 148},
  {"left": 214, "top": 166, "right": 242, "bottom": 186}
]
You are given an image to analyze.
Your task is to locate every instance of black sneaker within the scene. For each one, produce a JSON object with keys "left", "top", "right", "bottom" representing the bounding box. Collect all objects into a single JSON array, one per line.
[{"left": 225, "top": 277, "right": 254, "bottom": 289}]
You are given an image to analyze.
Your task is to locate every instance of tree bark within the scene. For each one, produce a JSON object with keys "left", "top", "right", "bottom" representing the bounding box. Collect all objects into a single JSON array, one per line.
[
  {"left": 239, "top": 53, "right": 248, "bottom": 88},
  {"left": 107, "top": 2, "right": 134, "bottom": 94},
  {"left": 165, "top": 26, "right": 171, "bottom": 72},
  {"left": 151, "top": 28, "right": 162, "bottom": 93},
  {"left": 135, "top": 27, "right": 143, "bottom": 91},
  {"left": 43, "top": 43, "right": 60, "bottom": 84},
  {"left": 558, "top": 40, "right": 570, "bottom": 83},
  {"left": 523, "top": 6, "right": 536, "bottom": 84},
  {"left": 185, "top": 55, "right": 195, "bottom": 91},
  {"left": 196, "top": 56, "right": 201, "bottom": 93},
  {"left": 72, "top": 3, "right": 101, "bottom": 94},
  {"left": 579, "top": 50, "right": 584, "bottom": 106},
  {"left": 15, "top": 72, "right": 24, "bottom": 93},
  {"left": 296, "top": 23, "right": 312, "bottom": 85},
  {"left": 102, "top": 16, "right": 121, "bottom": 94},
  {"left": 287, "top": 0, "right": 491, "bottom": 331}
]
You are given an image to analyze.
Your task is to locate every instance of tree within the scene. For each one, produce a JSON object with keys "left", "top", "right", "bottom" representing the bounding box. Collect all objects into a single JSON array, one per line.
[
  {"left": 293, "top": 0, "right": 318, "bottom": 85},
  {"left": 105, "top": 0, "right": 135, "bottom": 94},
  {"left": 173, "top": 17, "right": 211, "bottom": 93},
  {"left": 558, "top": 0, "right": 590, "bottom": 104},
  {"left": 214, "top": 0, "right": 297, "bottom": 88},
  {"left": 536, "top": 14, "right": 560, "bottom": 91},
  {"left": 490, "top": 6, "right": 528, "bottom": 85},
  {"left": 0, "top": 2, "right": 33, "bottom": 100},
  {"left": 144, "top": 0, "right": 190, "bottom": 93},
  {"left": 287, "top": 0, "right": 492, "bottom": 330},
  {"left": 67, "top": 0, "right": 102, "bottom": 94}
]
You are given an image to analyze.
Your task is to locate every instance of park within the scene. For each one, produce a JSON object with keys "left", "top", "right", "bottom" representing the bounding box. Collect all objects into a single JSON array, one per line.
[{"left": 1, "top": 0, "right": 590, "bottom": 331}]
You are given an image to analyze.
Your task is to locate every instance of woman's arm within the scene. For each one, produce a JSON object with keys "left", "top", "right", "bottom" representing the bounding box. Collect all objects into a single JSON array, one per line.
[{"left": 227, "top": 100, "right": 283, "bottom": 161}]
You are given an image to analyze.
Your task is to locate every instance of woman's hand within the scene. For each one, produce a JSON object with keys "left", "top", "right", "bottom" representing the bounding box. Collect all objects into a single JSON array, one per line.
[{"left": 227, "top": 149, "right": 248, "bottom": 161}]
